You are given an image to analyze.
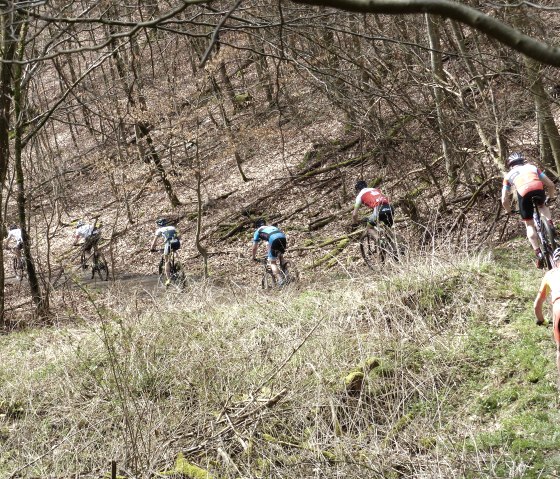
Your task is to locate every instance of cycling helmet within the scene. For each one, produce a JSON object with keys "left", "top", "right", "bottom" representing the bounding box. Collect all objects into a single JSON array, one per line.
[
  {"left": 553, "top": 247, "right": 560, "bottom": 263},
  {"left": 156, "top": 218, "right": 168, "bottom": 227},
  {"left": 76, "top": 220, "right": 85, "bottom": 228},
  {"left": 8, "top": 224, "right": 17, "bottom": 231},
  {"left": 254, "top": 218, "right": 266, "bottom": 229},
  {"left": 507, "top": 152, "right": 526, "bottom": 168},
  {"left": 355, "top": 180, "right": 368, "bottom": 193}
]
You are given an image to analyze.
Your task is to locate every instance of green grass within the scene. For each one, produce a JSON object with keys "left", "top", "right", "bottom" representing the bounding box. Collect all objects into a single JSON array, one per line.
[{"left": 1, "top": 243, "right": 560, "bottom": 477}]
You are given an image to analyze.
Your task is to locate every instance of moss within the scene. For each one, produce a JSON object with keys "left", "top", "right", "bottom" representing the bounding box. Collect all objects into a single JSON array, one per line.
[
  {"left": 418, "top": 436, "right": 436, "bottom": 451},
  {"left": 233, "top": 92, "right": 252, "bottom": 103},
  {"left": 344, "top": 370, "right": 364, "bottom": 394},
  {"left": 160, "top": 453, "right": 213, "bottom": 479}
]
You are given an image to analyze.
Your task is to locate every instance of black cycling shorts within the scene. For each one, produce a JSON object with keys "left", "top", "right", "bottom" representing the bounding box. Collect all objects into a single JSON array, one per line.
[
  {"left": 368, "top": 203, "right": 394, "bottom": 227},
  {"left": 270, "top": 237, "right": 287, "bottom": 257},
  {"left": 518, "top": 189, "right": 546, "bottom": 220}
]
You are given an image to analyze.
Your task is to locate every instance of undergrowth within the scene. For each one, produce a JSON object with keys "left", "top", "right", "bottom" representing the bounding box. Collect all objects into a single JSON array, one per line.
[{"left": 0, "top": 243, "right": 559, "bottom": 478}]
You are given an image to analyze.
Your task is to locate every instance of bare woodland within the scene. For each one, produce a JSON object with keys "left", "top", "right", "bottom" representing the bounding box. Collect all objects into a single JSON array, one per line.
[{"left": 1, "top": 0, "right": 560, "bottom": 476}]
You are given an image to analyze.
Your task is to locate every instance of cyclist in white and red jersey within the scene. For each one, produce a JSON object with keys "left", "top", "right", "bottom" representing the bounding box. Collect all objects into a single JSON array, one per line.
[
  {"left": 501, "top": 152, "right": 557, "bottom": 268},
  {"left": 352, "top": 180, "right": 394, "bottom": 228}
]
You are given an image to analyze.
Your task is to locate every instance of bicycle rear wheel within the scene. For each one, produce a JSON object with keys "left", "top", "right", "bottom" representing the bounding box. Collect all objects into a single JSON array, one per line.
[
  {"left": 281, "top": 260, "right": 299, "bottom": 285},
  {"left": 12, "top": 256, "right": 23, "bottom": 280},
  {"left": 360, "top": 231, "right": 384, "bottom": 270},
  {"left": 539, "top": 219, "right": 556, "bottom": 270},
  {"left": 92, "top": 252, "right": 109, "bottom": 280},
  {"left": 170, "top": 260, "right": 186, "bottom": 288}
]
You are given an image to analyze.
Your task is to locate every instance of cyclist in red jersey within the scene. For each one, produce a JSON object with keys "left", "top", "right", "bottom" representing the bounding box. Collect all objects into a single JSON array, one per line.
[
  {"left": 534, "top": 247, "right": 560, "bottom": 380},
  {"left": 352, "top": 180, "right": 394, "bottom": 228},
  {"left": 501, "top": 152, "right": 557, "bottom": 268}
]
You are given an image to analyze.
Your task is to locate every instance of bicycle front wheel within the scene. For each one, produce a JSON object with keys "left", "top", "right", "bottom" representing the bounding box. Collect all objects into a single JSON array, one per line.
[{"left": 262, "top": 268, "right": 275, "bottom": 289}]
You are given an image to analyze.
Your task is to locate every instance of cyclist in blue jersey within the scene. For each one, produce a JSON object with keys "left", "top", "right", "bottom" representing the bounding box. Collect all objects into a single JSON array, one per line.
[{"left": 251, "top": 219, "right": 287, "bottom": 285}]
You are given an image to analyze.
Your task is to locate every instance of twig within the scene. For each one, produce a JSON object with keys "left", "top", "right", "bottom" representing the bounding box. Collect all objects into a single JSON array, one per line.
[{"left": 199, "top": 0, "right": 243, "bottom": 67}]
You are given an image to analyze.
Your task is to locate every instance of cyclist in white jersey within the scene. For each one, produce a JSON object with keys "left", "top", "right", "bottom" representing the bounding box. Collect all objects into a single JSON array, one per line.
[
  {"left": 149, "top": 217, "right": 181, "bottom": 285},
  {"left": 5, "top": 224, "right": 23, "bottom": 264}
]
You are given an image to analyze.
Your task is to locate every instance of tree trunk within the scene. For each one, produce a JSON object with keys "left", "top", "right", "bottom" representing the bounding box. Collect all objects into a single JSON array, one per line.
[
  {"left": 13, "top": 20, "right": 47, "bottom": 317},
  {"left": 0, "top": 11, "right": 21, "bottom": 325},
  {"left": 426, "top": 14, "right": 456, "bottom": 189},
  {"left": 525, "top": 57, "right": 560, "bottom": 175}
]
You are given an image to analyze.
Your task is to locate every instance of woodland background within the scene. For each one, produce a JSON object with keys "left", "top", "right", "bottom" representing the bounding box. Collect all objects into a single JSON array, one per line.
[{"left": 1, "top": 0, "right": 560, "bottom": 321}]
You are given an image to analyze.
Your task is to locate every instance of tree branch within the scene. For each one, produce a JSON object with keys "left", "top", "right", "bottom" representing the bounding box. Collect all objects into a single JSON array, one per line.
[{"left": 290, "top": 0, "right": 560, "bottom": 67}]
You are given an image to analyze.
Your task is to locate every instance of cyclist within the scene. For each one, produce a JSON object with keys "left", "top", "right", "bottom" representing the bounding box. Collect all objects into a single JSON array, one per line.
[
  {"left": 352, "top": 180, "right": 394, "bottom": 229},
  {"left": 534, "top": 247, "right": 560, "bottom": 380},
  {"left": 73, "top": 220, "right": 101, "bottom": 267},
  {"left": 4, "top": 224, "right": 23, "bottom": 266},
  {"left": 149, "top": 218, "right": 181, "bottom": 286},
  {"left": 501, "top": 152, "right": 557, "bottom": 268},
  {"left": 251, "top": 219, "right": 287, "bottom": 285}
]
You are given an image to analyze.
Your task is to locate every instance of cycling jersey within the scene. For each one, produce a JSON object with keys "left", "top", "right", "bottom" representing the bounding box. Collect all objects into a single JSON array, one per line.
[
  {"left": 253, "top": 226, "right": 287, "bottom": 259},
  {"left": 355, "top": 188, "right": 390, "bottom": 210},
  {"left": 253, "top": 226, "right": 283, "bottom": 243},
  {"left": 502, "top": 164, "right": 546, "bottom": 197},
  {"left": 155, "top": 225, "right": 178, "bottom": 241},
  {"left": 7, "top": 228, "right": 22, "bottom": 245},
  {"left": 538, "top": 268, "right": 560, "bottom": 304},
  {"left": 76, "top": 224, "right": 97, "bottom": 239}
]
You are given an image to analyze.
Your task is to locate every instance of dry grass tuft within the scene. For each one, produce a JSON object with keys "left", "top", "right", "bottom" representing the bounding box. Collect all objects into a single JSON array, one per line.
[{"left": 0, "top": 250, "right": 519, "bottom": 478}]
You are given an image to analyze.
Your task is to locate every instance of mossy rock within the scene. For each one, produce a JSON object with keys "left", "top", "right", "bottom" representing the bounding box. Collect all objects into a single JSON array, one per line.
[{"left": 160, "top": 453, "right": 213, "bottom": 478}]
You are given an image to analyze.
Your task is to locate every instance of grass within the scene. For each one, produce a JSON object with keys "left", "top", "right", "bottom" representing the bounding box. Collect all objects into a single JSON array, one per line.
[{"left": 1, "top": 242, "right": 559, "bottom": 478}]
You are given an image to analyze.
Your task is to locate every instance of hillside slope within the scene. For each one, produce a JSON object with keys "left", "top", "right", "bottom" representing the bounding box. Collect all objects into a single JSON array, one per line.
[{"left": 1, "top": 241, "right": 558, "bottom": 478}]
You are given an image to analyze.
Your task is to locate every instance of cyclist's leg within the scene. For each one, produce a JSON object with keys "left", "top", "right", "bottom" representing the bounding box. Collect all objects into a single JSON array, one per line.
[
  {"left": 552, "top": 301, "right": 560, "bottom": 379},
  {"left": 524, "top": 219, "right": 540, "bottom": 250},
  {"left": 366, "top": 211, "right": 380, "bottom": 240},
  {"left": 269, "top": 236, "right": 287, "bottom": 283},
  {"left": 519, "top": 191, "right": 541, "bottom": 251},
  {"left": 266, "top": 244, "right": 280, "bottom": 278},
  {"left": 163, "top": 242, "right": 172, "bottom": 282}
]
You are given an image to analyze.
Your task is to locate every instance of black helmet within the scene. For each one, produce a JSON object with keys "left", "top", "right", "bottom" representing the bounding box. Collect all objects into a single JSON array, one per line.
[
  {"left": 8, "top": 224, "right": 17, "bottom": 231},
  {"left": 507, "top": 152, "right": 526, "bottom": 168},
  {"left": 355, "top": 180, "right": 368, "bottom": 193},
  {"left": 254, "top": 218, "right": 266, "bottom": 229},
  {"left": 156, "top": 218, "right": 168, "bottom": 227}
]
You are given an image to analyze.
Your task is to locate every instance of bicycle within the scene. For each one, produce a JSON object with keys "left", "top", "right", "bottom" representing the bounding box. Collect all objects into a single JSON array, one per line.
[
  {"left": 357, "top": 219, "right": 401, "bottom": 270},
  {"left": 154, "top": 248, "right": 185, "bottom": 288},
  {"left": 530, "top": 197, "right": 557, "bottom": 270},
  {"left": 8, "top": 246, "right": 26, "bottom": 281},
  {"left": 256, "top": 255, "right": 299, "bottom": 289},
  {"left": 80, "top": 235, "right": 109, "bottom": 281}
]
